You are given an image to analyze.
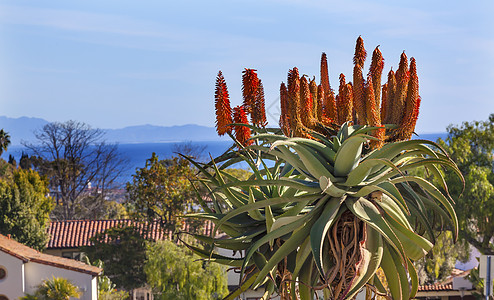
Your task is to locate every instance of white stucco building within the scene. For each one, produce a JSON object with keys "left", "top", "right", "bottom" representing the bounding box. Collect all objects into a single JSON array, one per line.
[{"left": 0, "top": 233, "right": 101, "bottom": 300}]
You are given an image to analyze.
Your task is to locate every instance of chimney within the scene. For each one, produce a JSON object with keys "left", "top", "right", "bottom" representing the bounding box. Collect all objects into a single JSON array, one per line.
[{"left": 7, "top": 234, "right": 11, "bottom": 239}]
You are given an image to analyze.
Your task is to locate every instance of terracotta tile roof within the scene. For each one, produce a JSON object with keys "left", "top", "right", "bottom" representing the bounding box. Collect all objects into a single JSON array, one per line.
[
  {"left": 0, "top": 234, "right": 102, "bottom": 276},
  {"left": 418, "top": 282, "right": 454, "bottom": 291},
  {"left": 47, "top": 219, "right": 214, "bottom": 249},
  {"left": 418, "top": 269, "right": 472, "bottom": 292}
]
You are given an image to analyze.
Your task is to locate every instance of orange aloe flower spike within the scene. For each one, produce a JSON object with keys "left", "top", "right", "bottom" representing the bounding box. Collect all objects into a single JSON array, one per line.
[
  {"left": 353, "top": 37, "right": 367, "bottom": 125},
  {"left": 336, "top": 74, "right": 345, "bottom": 124},
  {"left": 337, "top": 74, "right": 353, "bottom": 124},
  {"left": 369, "top": 46, "right": 385, "bottom": 110},
  {"left": 300, "top": 76, "right": 315, "bottom": 129},
  {"left": 279, "top": 82, "right": 291, "bottom": 136},
  {"left": 252, "top": 79, "right": 267, "bottom": 127},
  {"left": 399, "top": 57, "right": 420, "bottom": 140},
  {"left": 365, "top": 75, "right": 379, "bottom": 126},
  {"left": 353, "top": 36, "right": 367, "bottom": 67},
  {"left": 365, "top": 75, "right": 384, "bottom": 149},
  {"left": 287, "top": 67, "right": 303, "bottom": 135},
  {"left": 309, "top": 78, "right": 320, "bottom": 120},
  {"left": 390, "top": 52, "right": 409, "bottom": 126},
  {"left": 316, "top": 84, "right": 325, "bottom": 122},
  {"left": 232, "top": 105, "right": 252, "bottom": 146},
  {"left": 380, "top": 83, "right": 388, "bottom": 124},
  {"left": 214, "top": 71, "right": 233, "bottom": 136},
  {"left": 323, "top": 87, "right": 337, "bottom": 122},
  {"left": 383, "top": 69, "right": 396, "bottom": 125},
  {"left": 242, "top": 68, "right": 259, "bottom": 115},
  {"left": 320, "top": 52, "right": 331, "bottom": 96},
  {"left": 343, "top": 83, "right": 354, "bottom": 124}
]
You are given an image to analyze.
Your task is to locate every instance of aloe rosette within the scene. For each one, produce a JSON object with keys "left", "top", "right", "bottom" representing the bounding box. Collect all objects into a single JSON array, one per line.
[
  {"left": 182, "top": 37, "right": 462, "bottom": 300},
  {"left": 183, "top": 123, "right": 460, "bottom": 300}
]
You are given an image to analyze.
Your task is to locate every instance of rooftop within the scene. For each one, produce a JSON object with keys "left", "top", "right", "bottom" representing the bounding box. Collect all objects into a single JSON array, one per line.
[
  {"left": 47, "top": 219, "right": 214, "bottom": 249},
  {"left": 418, "top": 269, "right": 472, "bottom": 292},
  {"left": 0, "top": 234, "right": 102, "bottom": 276}
]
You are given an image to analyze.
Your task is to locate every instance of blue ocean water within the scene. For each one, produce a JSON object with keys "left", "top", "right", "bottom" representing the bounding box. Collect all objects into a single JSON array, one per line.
[
  {"left": 4, "top": 141, "right": 237, "bottom": 184},
  {"left": 118, "top": 141, "right": 235, "bottom": 180}
]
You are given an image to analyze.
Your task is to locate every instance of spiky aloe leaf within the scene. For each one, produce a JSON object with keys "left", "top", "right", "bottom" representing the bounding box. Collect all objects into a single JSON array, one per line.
[
  {"left": 310, "top": 196, "right": 345, "bottom": 277},
  {"left": 343, "top": 226, "right": 383, "bottom": 299},
  {"left": 345, "top": 197, "right": 407, "bottom": 265},
  {"left": 333, "top": 134, "right": 369, "bottom": 176}
]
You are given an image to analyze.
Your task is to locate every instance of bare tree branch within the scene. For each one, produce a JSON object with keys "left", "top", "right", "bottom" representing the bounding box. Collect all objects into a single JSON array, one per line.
[{"left": 23, "top": 120, "right": 129, "bottom": 220}]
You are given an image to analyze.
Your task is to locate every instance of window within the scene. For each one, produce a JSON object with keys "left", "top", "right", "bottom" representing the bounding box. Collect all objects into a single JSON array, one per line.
[
  {"left": 0, "top": 266, "right": 6, "bottom": 280},
  {"left": 62, "top": 251, "right": 84, "bottom": 261}
]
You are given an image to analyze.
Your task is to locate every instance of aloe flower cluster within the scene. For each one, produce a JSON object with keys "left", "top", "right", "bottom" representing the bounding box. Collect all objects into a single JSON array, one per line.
[{"left": 186, "top": 37, "right": 461, "bottom": 300}]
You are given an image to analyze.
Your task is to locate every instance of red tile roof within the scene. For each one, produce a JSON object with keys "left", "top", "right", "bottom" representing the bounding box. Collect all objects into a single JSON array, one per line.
[
  {"left": 47, "top": 219, "right": 214, "bottom": 249},
  {"left": 418, "top": 269, "right": 472, "bottom": 292},
  {"left": 418, "top": 282, "right": 454, "bottom": 291},
  {"left": 0, "top": 234, "right": 102, "bottom": 276}
]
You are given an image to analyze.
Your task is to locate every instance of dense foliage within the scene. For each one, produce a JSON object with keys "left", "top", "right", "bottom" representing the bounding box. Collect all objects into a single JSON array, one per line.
[
  {"left": 145, "top": 240, "right": 228, "bottom": 300},
  {"left": 83, "top": 257, "right": 129, "bottom": 300},
  {"left": 437, "top": 114, "right": 494, "bottom": 255},
  {"left": 0, "top": 161, "right": 53, "bottom": 250},
  {"left": 126, "top": 152, "right": 197, "bottom": 233},
  {"left": 82, "top": 224, "right": 148, "bottom": 290},
  {"left": 21, "top": 277, "right": 81, "bottom": 300},
  {"left": 414, "top": 231, "right": 469, "bottom": 284}
]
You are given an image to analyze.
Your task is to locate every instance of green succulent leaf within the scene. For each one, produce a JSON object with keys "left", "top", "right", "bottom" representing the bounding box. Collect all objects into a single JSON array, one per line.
[
  {"left": 343, "top": 226, "right": 384, "bottom": 299},
  {"left": 310, "top": 196, "right": 345, "bottom": 277}
]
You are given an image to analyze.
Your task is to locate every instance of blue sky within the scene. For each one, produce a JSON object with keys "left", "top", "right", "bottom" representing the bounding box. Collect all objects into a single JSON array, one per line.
[{"left": 0, "top": 0, "right": 493, "bottom": 133}]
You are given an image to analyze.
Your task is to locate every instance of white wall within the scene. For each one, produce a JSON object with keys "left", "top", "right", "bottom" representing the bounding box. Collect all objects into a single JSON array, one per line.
[
  {"left": 0, "top": 251, "right": 25, "bottom": 300},
  {"left": 217, "top": 248, "right": 242, "bottom": 285},
  {"left": 24, "top": 261, "right": 97, "bottom": 300}
]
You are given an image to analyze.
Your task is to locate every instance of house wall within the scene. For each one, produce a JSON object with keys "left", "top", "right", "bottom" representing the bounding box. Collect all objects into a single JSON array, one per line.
[
  {"left": 24, "top": 261, "right": 97, "bottom": 300},
  {"left": 0, "top": 251, "right": 25, "bottom": 300}
]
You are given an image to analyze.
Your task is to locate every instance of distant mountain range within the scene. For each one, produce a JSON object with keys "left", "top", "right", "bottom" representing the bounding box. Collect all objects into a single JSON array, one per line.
[
  {"left": 0, "top": 116, "right": 447, "bottom": 145},
  {"left": 0, "top": 116, "right": 226, "bottom": 145}
]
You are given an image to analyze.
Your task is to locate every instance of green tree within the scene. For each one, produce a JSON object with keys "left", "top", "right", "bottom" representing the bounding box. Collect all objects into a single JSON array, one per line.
[
  {"left": 223, "top": 168, "right": 252, "bottom": 181},
  {"left": 82, "top": 224, "right": 147, "bottom": 291},
  {"left": 407, "top": 167, "right": 470, "bottom": 284},
  {"left": 21, "top": 276, "right": 81, "bottom": 300},
  {"left": 437, "top": 114, "right": 494, "bottom": 254},
  {"left": 414, "top": 231, "right": 469, "bottom": 284},
  {"left": 126, "top": 152, "right": 197, "bottom": 234},
  {"left": 83, "top": 257, "right": 129, "bottom": 300},
  {"left": 0, "top": 161, "right": 53, "bottom": 250},
  {"left": 0, "top": 129, "right": 11, "bottom": 156},
  {"left": 145, "top": 240, "right": 228, "bottom": 300}
]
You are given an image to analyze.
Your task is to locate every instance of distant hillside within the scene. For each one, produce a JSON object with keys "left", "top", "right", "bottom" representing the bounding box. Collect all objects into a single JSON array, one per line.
[
  {"left": 0, "top": 116, "right": 225, "bottom": 145},
  {"left": 104, "top": 124, "right": 226, "bottom": 143},
  {"left": 0, "top": 116, "right": 49, "bottom": 145}
]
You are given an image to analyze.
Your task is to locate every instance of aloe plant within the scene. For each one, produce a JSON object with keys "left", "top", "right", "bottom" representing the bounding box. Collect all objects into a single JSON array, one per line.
[{"left": 182, "top": 37, "right": 462, "bottom": 300}]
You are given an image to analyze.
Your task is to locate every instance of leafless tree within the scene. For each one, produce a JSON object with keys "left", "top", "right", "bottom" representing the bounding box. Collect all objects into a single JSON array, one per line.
[{"left": 23, "top": 120, "right": 129, "bottom": 220}]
